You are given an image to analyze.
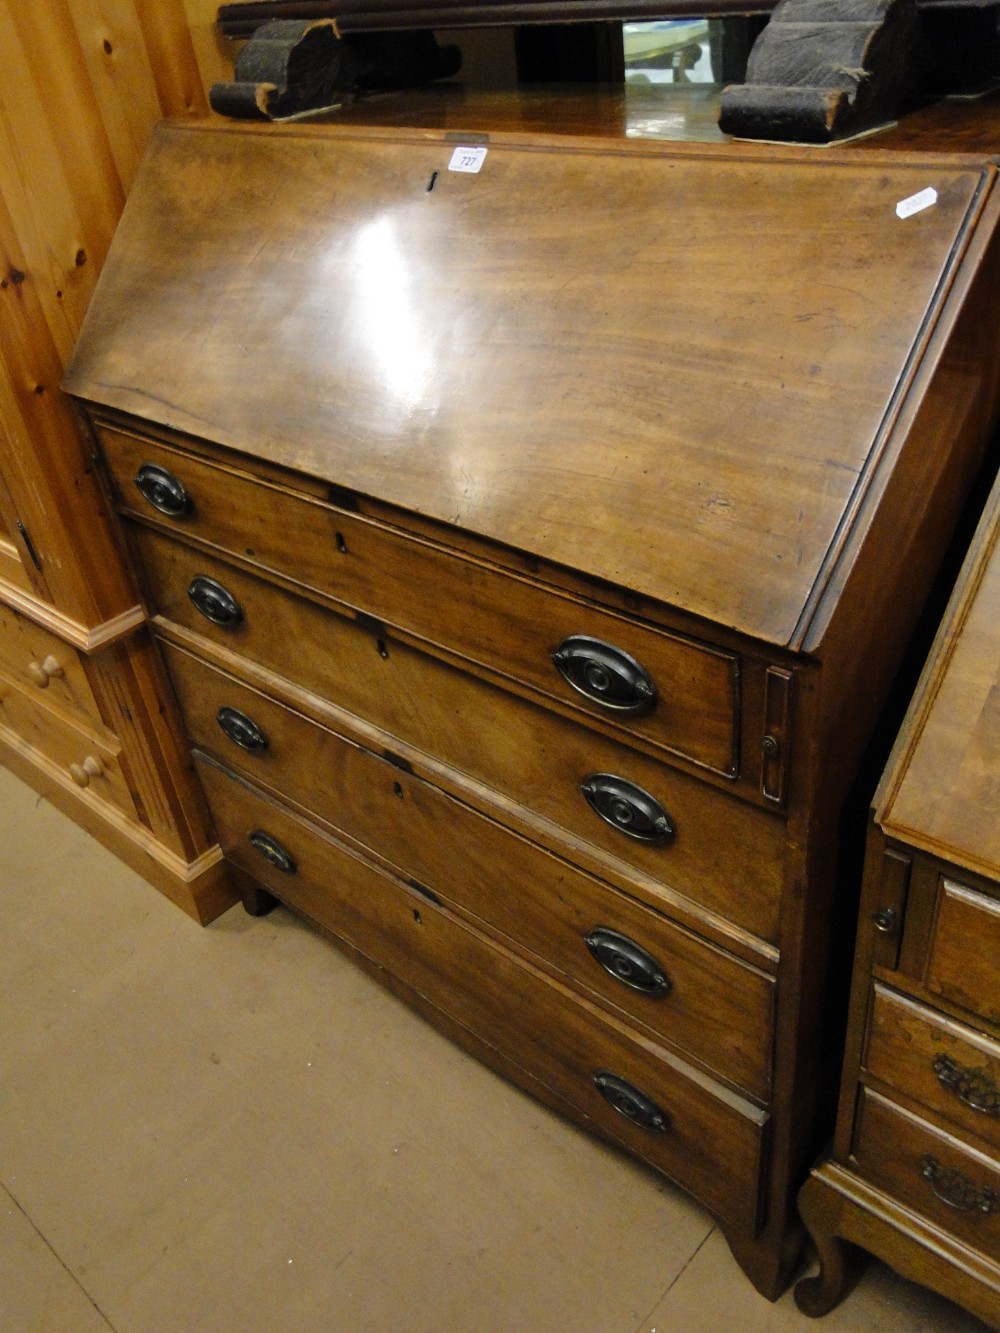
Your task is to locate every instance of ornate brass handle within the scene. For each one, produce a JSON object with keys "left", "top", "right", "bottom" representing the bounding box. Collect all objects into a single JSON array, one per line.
[
  {"left": 249, "top": 829, "right": 296, "bottom": 875},
  {"left": 135, "top": 463, "right": 193, "bottom": 518},
  {"left": 593, "top": 1071, "right": 669, "bottom": 1133},
  {"left": 585, "top": 928, "right": 671, "bottom": 997},
  {"left": 581, "top": 774, "right": 674, "bottom": 843},
  {"left": 552, "top": 636, "right": 656, "bottom": 715},
  {"left": 932, "top": 1054, "right": 1000, "bottom": 1116},
  {"left": 920, "top": 1155, "right": 1000, "bottom": 1214},
  {"left": 188, "top": 576, "right": 243, "bottom": 628}
]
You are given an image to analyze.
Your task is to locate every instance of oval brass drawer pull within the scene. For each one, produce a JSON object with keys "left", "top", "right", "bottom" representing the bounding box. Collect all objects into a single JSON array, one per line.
[
  {"left": 585, "top": 927, "right": 671, "bottom": 997},
  {"left": 593, "top": 1071, "right": 669, "bottom": 1133},
  {"left": 135, "top": 462, "right": 193, "bottom": 518},
  {"left": 920, "top": 1155, "right": 1000, "bottom": 1214},
  {"left": 217, "top": 706, "right": 269, "bottom": 755},
  {"left": 553, "top": 635, "right": 656, "bottom": 714},
  {"left": 581, "top": 773, "right": 674, "bottom": 843},
  {"left": 932, "top": 1054, "right": 1000, "bottom": 1116},
  {"left": 188, "top": 575, "right": 243, "bottom": 627},
  {"left": 249, "top": 829, "right": 296, "bottom": 875}
]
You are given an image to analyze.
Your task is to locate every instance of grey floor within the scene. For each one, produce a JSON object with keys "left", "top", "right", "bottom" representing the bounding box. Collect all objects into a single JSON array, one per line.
[{"left": 0, "top": 763, "right": 991, "bottom": 1332}]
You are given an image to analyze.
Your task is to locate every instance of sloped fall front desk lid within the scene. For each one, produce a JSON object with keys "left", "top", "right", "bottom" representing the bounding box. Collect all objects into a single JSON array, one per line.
[{"left": 65, "top": 119, "right": 994, "bottom": 649}]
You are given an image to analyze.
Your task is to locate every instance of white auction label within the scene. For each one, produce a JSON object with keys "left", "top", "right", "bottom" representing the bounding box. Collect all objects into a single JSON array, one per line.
[
  {"left": 896, "top": 187, "right": 938, "bottom": 219},
  {"left": 448, "top": 146, "right": 488, "bottom": 174}
]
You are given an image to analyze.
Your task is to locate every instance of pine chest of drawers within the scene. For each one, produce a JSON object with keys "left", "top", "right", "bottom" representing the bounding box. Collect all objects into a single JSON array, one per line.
[
  {"left": 64, "top": 101, "right": 1000, "bottom": 1298},
  {"left": 796, "top": 457, "right": 1000, "bottom": 1325}
]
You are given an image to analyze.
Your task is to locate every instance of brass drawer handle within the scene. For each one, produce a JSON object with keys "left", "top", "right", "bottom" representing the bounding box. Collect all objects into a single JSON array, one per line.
[
  {"left": 249, "top": 829, "right": 296, "bottom": 875},
  {"left": 932, "top": 1054, "right": 1000, "bottom": 1116},
  {"left": 27, "top": 654, "right": 64, "bottom": 689},
  {"left": 553, "top": 636, "right": 656, "bottom": 715},
  {"left": 581, "top": 774, "right": 674, "bottom": 843},
  {"left": 920, "top": 1154, "right": 1000, "bottom": 1214},
  {"left": 217, "top": 706, "right": 269, "bottom": 755},
  {"left": 585, "top": 927, "right": 671, "bottom": 997},
  {"left": 188, "top": 575, "right": 243, "bottom": 628},
  {"left": 593, "top": 1071, "right": 669, "bottom": 1133},
  {"left": 135, "top": 463, "right": 193, "bottom": 518}
]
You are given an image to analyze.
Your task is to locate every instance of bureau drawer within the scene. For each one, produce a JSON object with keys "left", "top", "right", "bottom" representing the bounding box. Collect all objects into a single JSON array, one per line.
[
  {"left": 0, "top": 670, "right": 136, "bottom": 817},
  {"left": 865, "top": 985, "right": 1000, "bottom": 1159},
  {"left": 924, "top": 878, "right": 1000, "bottom": 1027},
  {"left": 166, "top": 642, "right": 774, "bottom": 1099},
  {"left": 196, "top": 753, "right": 768, "bottom": 1233},
  {"left": 0, "top": 602, "right": 105, "bottom": 734},
  {"left": 99, "top": 423, "right": 739, "bottom": 776},
  {"left": 136, "top": 528, "right": 786, "bottom": 942},
  {"left": 853, "top": 1089, "right": 1000, "bottom": 1257}
]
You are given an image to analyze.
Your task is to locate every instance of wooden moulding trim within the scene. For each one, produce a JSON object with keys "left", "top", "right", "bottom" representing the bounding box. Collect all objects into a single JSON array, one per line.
[
  {"left": 0, "top": 580, "right": 145, "bottom": 653},
  {"left": 0, "top": 718, "right": 233, "bottom": 922},
  {"left": 808, "top": 1158, "right": 1000, "bottom": 1293}
]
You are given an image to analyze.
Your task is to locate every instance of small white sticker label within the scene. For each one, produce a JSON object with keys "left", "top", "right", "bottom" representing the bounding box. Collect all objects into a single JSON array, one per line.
[
  {"left": 896, "top": 187, "right": 938, "bottom": 220},
  {"left": 448, "top": 146, "right": 488, "bottom": 174}
]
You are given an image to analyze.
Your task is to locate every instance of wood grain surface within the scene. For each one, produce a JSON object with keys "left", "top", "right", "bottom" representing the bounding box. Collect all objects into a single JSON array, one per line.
[
  {"left": 878, "top": 473, "right": 1000, "bottom": 880},
  {"left": 65, "top": 119, "right": 988, "bottom": 646}
]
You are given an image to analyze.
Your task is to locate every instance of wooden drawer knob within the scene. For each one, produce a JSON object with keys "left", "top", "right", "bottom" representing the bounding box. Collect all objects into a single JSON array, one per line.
[
  {"left": 69, "top": 755, "right": 104, "bottom": 787},
  {"left": 27, "top": 655, "right": 64, "bottom": 688}
]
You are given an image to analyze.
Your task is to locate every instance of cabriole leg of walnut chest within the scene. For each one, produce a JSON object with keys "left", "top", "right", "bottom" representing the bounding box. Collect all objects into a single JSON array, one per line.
[{"left": 794, "top": 1169, "right": 867, "bottom": 1316}]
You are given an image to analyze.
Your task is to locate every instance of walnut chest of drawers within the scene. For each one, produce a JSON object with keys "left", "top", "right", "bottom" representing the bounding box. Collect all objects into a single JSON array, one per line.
[
  {"left": 795, "top": 455, "right": 1000, "bottom": 1325},
  {"left": 64, "top": 102, "right": 1000, "bottom": 1299}
]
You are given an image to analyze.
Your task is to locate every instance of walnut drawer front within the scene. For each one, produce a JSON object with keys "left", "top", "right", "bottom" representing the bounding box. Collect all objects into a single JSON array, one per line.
[
  {"left": 164, "top": 639, "right": 774, "bottom": 1101},
  {"left": 853, "top": 1089, "right": 1000, "bottom": 1256},
  {"left": 194, "top": 752, "right": 768, "bottom": 1233},
  {"left": 0, "top": 602, "right": 105, "bottom": 735},
  {"left": 99, "top": 423, "right": 739, "bottom": 776},
  {"left": 0, "top": 670, "right": 136, "bottom": 817},
  {"left": 924, "top": 878, "right": 1000, "bottom": 1027},
  {"left": 134, "top": 527, "right": 785, "bottom": 942},
  {"left": 864, "top": 985, "right": 1000, "bottom": 1158}
]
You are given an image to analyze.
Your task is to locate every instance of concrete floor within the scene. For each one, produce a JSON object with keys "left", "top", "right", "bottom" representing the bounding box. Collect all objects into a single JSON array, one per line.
[{"left": 0, "top": 762, "right": 991, "bottom": 1332}]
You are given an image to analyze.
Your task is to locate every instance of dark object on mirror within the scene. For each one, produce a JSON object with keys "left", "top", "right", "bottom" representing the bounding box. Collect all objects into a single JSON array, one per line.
[
  {"left": 515, "top": 20, "right": 624, "bottom": 82},
  {"left": 917, "top": 6, "right": 1000, "bottom": 95},
  {"left": 719, "top": 0, "right": 921, "bottom": 143},
  {"left": 208, "top": 18, "right": 461, "bottom": 118}
]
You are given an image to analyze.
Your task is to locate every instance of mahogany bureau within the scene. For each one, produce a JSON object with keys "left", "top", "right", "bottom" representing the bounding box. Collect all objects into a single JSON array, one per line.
[
  {"left": 795, "top": 442, "right": 1000, "bottom": 1324},
  {"left": 64, "top": 96, "right": 1000, "bottom": 1299}
]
